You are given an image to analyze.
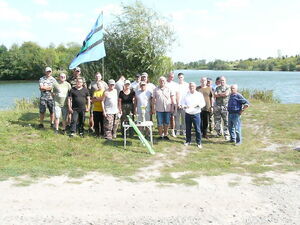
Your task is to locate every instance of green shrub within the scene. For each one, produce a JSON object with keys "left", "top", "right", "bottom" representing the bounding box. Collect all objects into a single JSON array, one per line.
[
  {"left": 14, "top": 97, "right": 39, "bottom": 110},
  {"left": 240, "top": 89, "right": 280, "bottom": 103}
]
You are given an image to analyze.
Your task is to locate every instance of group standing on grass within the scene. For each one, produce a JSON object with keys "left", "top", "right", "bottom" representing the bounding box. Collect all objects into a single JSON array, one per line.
[{"left": 38, "top": 67, "right": 250, "bottom": 148}]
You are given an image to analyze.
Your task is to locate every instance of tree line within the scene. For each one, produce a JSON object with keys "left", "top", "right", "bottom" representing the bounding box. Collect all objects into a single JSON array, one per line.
[
  {"left": 174, "top": 55, "right": 300, "bottom": 71},
  {"left": 0, "top": 1, "right": 174, "bottom": 83}
]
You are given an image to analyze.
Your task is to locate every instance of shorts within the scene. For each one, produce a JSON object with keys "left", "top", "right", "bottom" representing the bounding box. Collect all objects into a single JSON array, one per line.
[
  {"left": 156, "top": 111, "right": 171, "bottom": 126},
  {"left": 39, "top": 98, "right": 54, "bottom": 114},
  {"left": 54, "top": 104, "right": 68, "bottom": 120}
]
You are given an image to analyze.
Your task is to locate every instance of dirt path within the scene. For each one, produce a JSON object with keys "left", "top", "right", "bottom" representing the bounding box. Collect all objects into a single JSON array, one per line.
[{"left": 1, "top": 172, "right": 299, "bottom": 225}]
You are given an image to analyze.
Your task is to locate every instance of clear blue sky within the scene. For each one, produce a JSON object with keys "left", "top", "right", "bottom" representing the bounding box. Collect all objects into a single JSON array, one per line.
[{"left": 0, "top": 0, "right": 299, "bottom": 62}]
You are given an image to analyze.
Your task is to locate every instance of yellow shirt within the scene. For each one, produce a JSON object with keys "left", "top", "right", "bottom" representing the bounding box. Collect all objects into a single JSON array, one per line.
[{"left": 93, "top": 90, "right": 104, "bottom": 112}]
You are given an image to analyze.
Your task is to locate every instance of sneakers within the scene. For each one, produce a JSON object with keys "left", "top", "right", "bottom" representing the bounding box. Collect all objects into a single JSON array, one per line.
[
  {"left": 225, "top": 136, "right": 230, "bottom": 141},
  {"left": 184, "top": 142, "right": 191, "bottom": 146},
  {"left": 69, "top": 132, "right": 75, "bottom": 138},
  {"left": 38, "top": 124, "right": 44, "bottom": 129},
  {"left": 54, "top": 129, "right": 59, "bottom": 135},
  {"left": 79, "top": 132, "right": 84, "bottom": 138},
  {"left": 171, "top": 129, "right": 176, "bottom": 138},
  {"left": 61, "top": 129, "right": 66, "bottom": 135},
  {"left": 50, "top": 123, "right": 54, "bottom": 128},
  {"left": 197, "top": 144, "right": 203, "bottom": 149}
]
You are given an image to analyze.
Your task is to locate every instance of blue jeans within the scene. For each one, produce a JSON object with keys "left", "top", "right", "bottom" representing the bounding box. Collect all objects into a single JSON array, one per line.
[
  {"left": 228, "top": 113, "right": 242, "bottom": 143},
  {"left": 156, "top": 111, "right": 171, "bottom": 126},
  {"left": 185, "top": 113, "right": 202, "bottom": 144}
]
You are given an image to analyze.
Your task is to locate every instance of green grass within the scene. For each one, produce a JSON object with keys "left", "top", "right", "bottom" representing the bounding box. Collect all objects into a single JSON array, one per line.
[{"left": 0, "top": 101, "right": 299, "bottom": 186}]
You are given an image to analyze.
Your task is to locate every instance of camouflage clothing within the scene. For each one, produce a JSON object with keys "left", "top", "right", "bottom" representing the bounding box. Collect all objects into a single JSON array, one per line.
[
  {"left": 39, "top": 75, "right": 56, "bottom": 113},
  {"left": 103, "top": 114, "right": 120, "bottom": 139},
  {"left": 215, "top": 85, "right": 230, "bottom": 106},
  {"left": 214, "top": 105, "right": 229, "bottom": 137},
  {"left": 214, "top": 85, "right": 230, "bottom": 137},
  {"left": 39, "top": 98, "right": 54, "bottom": 114}
]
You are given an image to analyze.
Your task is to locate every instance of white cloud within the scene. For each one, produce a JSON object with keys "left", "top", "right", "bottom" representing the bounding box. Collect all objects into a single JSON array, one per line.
[
  {"left": 169, "top": 9, "right": 208, "bottom": 22},
  {"left": 95, "top": 4, "right": 122, "bottom": 16},
  {"left": 0, "top": 29, "right": 36, "bottom": 45},
  {"left": 37, "top": 11, "right": 70, "bottom": 21},
  {"left": 32, "top": 0, "right": 48, "bottom": 6},
  {"left": 0, "top": 0, "right": 31, "bottom": 23},
  {"left": 215, "top": 0, "right": 250, "bottom": 10}
]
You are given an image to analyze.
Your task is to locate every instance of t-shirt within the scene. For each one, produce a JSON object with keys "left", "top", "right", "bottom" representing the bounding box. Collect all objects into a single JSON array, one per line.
[
  {"left": 119, "top": 90, "right": 135, "bottom": 105},
  {"left": 89, "top": 80, "right": 108, "bottom": 96},
  {"left": 104, "top": 89, "right": 118, "bottom": 114},
  {"left": 93, "top": 89, "right": 104, "bottom": 112},
  {"left": 196, "top": 86, "right": 213, "bottom": 111},
  {"left": 39, "top": 76, "right": 57, "bottom": 99},
  {"left": 52, "top": 81, "right": 71, "bottom": 107},
  {"left": 215, "top": 85, "right": 230, "bottom": 106},
  {"left": 153, "top": 86, "right": 174, "bottom": 112},
  {"left": 135, "top": 89, "right": 152, "bottom": 113},
  {"left": 177, "top": 82, "right": 189, "bottom": 105},
  {"left": 68, "top": 87, "right": 90, "bottom": 110}
]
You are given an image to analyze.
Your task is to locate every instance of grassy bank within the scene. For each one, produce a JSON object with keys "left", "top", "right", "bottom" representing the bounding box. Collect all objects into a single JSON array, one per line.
[{"left": 0, "top": 101, "right": 299, "bottom": 185}]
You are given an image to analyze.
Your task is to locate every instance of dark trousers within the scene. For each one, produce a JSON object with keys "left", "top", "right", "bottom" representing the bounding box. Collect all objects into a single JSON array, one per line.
[
  {"left": 93, "top": 111, "right": 104, "bottom": 136},
  {"left": 201, "top": 110, "right": 210, "bottom": 136},
  {"left": 71, "top": 110, "right": 85, "bottom": 134},
  {"left": 185, "top": 113, "right": 202, "bottom": 145}
]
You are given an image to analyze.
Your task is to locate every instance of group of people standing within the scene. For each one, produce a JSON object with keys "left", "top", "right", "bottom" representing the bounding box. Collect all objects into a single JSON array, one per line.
[{"left": 38, "top": 66, "right": 249, "bottom": 147}]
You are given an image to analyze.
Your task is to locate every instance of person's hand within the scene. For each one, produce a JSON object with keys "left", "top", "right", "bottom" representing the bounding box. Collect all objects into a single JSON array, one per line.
[
  {"left": 103, "top": 112, "right": 107, "bottom": 117},
  {"left": 85, "top": 107, "right": 90, "bottom": 112}
]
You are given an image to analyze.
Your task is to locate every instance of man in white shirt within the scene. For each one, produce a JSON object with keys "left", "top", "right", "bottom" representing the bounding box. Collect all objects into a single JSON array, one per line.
[
  {"left": 175, "top": 72, "right": 189, "bottom": 136},
  {"left": 181, "top": 82, "right": 206, "bottom": 148}
]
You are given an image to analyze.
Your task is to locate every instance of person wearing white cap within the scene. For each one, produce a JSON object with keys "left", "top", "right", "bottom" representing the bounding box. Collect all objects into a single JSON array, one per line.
[
  {"left": 102, "top": 79, "right": 120, "bottom": 140},
  {"left": 140, "top": 72, "right": 156, "bottom": 93},
  {"left": 135, "top": 81, "right": 152, "bottom": 122},
  {"left": 118, "top": 80, "right": 135, "bottom": 136},
  {"left": 38, "top": 67, "right": 57, "bottom": 129}
]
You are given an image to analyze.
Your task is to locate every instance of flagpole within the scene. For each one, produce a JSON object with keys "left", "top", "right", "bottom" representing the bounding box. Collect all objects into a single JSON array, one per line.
[
  {"left": 102, "top": 57, "right": 105, "bottom": 80},
  {"left": 102, "top": 11, "right": 105, "bottom": 80}
]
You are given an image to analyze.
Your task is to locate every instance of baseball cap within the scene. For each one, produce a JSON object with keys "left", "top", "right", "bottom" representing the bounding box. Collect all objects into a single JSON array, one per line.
[
  {"left": 74, "top": 67, "right": 81, "bottom": 72},
  {"left": 108, "top": 79, "right": 115, "bottom": 85},
  {"left": 124, "top": 80, "right": 131, "bottom": 85},
  {"left": 141, "top": 72, "right": 148, "bottom": 77},
  {"left": 45, "top": 67, "right": 52, "bottom": 72}
]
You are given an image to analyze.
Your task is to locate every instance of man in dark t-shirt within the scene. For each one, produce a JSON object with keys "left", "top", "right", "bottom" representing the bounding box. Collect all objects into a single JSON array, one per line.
[{"left": 68, "top": 78, "right": 90, "bottom": 137}]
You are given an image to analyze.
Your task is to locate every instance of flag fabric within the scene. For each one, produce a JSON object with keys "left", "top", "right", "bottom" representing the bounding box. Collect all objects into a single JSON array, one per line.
[{"left": 69, "top": 13, "right": 106, "bottom": 69}]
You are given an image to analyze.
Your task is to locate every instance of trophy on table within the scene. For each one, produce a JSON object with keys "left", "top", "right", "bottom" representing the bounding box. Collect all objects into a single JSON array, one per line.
[{"left": 141, "top": 106, "right": 146, "bottom": 122}]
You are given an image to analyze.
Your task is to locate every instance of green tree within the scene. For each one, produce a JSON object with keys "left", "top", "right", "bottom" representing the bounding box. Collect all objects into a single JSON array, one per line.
[{"left": 101, "top": 0, "right": 175, "bottom": 82}]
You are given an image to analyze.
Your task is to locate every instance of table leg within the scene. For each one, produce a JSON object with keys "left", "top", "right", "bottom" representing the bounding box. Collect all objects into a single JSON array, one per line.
[
  {"left": 150, "top": 126, "right": 153, "bottom": 146},
  {"left": 124, "top": 126, "right": 126, "bottom": 149}
]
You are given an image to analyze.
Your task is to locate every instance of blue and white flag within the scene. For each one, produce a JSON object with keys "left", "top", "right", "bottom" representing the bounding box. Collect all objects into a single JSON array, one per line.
[{"left": 69, "top": 13, "right": 106, "bottom": 69}]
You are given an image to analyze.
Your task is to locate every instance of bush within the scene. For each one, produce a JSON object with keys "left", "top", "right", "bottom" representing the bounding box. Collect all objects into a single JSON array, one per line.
[
  {"left": 14, "top": 98, "right": 39, "bottom": 110},
  {"left": 240, "top": 89, "right": 280, "bottom": 103}
]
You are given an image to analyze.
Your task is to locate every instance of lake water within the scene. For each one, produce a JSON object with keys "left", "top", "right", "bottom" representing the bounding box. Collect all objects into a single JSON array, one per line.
[{"left": 0, "top": 70, "right": 299, "bottom": 109}]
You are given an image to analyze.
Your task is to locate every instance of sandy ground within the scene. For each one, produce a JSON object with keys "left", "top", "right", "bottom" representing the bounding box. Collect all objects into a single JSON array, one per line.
[{"left": 0, "top": 172, "right": 299, "bottom": 225}]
